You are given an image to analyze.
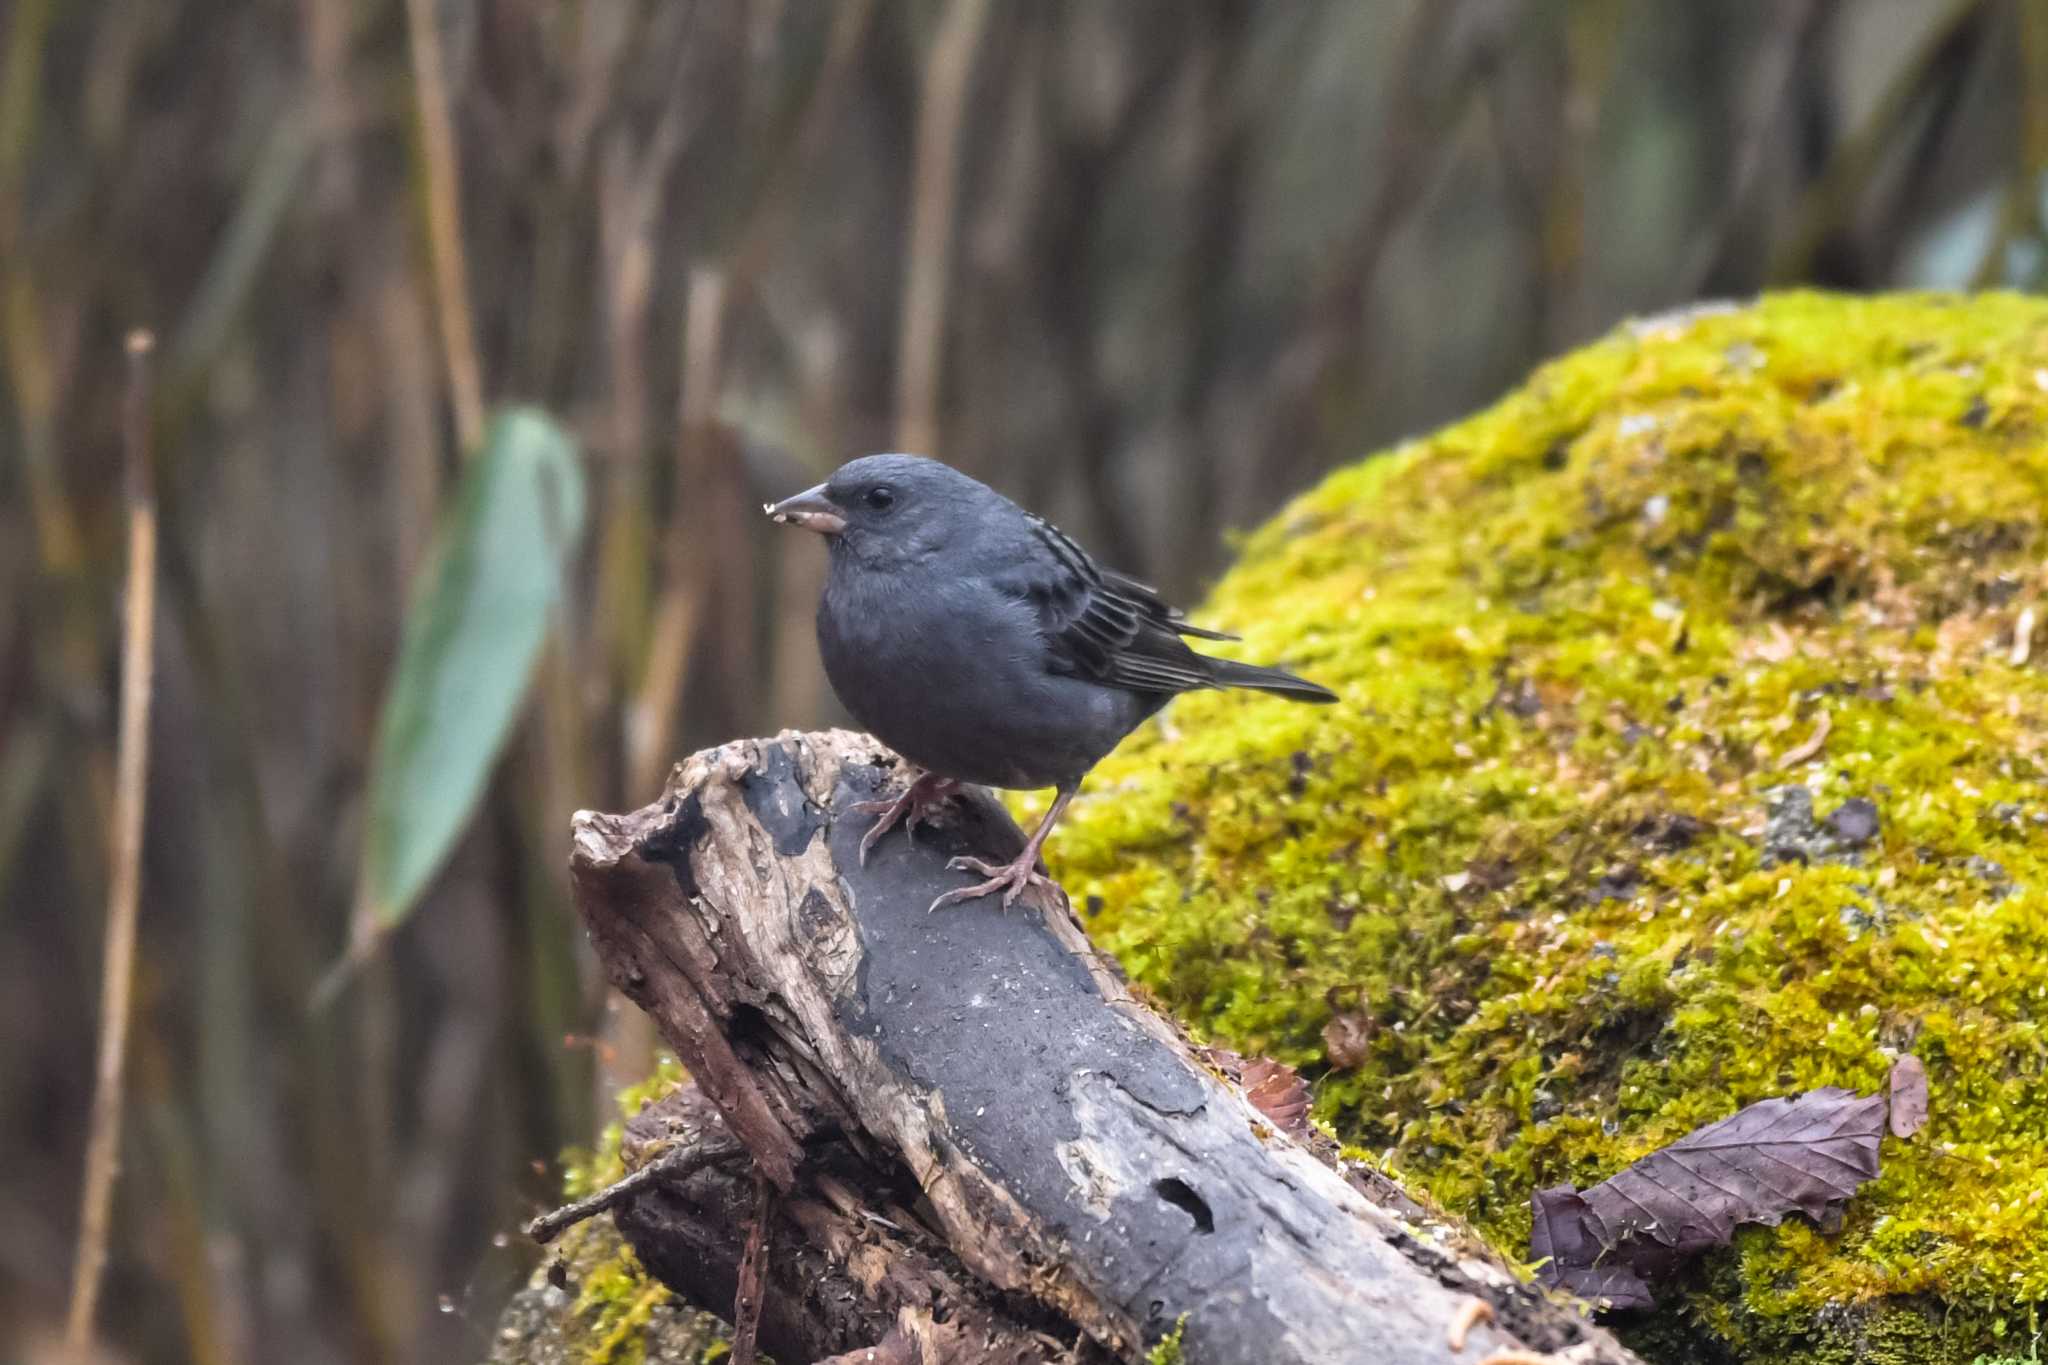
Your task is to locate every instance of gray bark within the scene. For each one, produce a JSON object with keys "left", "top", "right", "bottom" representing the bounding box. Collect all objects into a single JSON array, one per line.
[{"left": 569, "top": 728, "right": 1644, "bottom": 1365}]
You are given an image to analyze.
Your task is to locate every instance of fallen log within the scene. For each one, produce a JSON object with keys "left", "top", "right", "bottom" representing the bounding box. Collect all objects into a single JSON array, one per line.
[
  {"left": 566, "top": 729, "right": 1643, "bottom": 1365},
  {"left": 603, "top": 1082, "right": 1054, "bottom": 1363}
]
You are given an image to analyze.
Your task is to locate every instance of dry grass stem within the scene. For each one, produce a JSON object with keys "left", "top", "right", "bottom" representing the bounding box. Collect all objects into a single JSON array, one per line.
[
  {"left": 893, "top": 0, "right": 993, "bottom": 455},
  {"left": 65, "top": 330, "right": 160, "bottom": 1349},
  {"left": 402, "top": 0, "right": 484, "bottom": 452}
]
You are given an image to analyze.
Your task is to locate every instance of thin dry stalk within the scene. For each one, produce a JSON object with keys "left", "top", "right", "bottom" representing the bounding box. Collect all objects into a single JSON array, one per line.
[
  {"left": 610, "top": 268, "right": 731, "bottom": 1102},
  {"left": 402, "top": 0, "right": 485, "bottom": 453},
  {"left": 65, "top": 330, "right": 161, "bottom": 1349},
  {"left": 627, "top": 267, "right": 727, "bottom": 801},
  {"left": 893, "top": 0, "right": 993, "bottom": 455},
  {"left": 375, "top": 256, "right": 443, "bottom": 580},
  {"left": 1768, "top": 0, "right": 1982, "bottom": 282},
  {"left": 722, "top": 0, "right": 878, "bottom": 307}
]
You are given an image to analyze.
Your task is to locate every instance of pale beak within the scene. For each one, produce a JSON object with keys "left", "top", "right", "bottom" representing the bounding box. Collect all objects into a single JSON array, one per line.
[{"left": 764, "top": 484, "right": 846, "bottom": 536}]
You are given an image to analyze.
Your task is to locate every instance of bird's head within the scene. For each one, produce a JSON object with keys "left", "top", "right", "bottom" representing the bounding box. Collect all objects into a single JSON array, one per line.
[{"left": 765, "top": 454, "right": 995, "bottom": 567}]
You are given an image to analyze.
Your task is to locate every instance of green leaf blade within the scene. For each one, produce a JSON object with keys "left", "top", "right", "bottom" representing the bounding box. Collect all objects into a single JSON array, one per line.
[{"left": 357, "top": 406, "right": 587, "bottom": 929}]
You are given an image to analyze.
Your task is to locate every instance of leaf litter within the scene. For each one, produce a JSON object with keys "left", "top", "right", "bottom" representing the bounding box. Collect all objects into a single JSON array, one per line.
[{"left": 1531, "top": 1057, "right": 1926, "bottom": 1309}]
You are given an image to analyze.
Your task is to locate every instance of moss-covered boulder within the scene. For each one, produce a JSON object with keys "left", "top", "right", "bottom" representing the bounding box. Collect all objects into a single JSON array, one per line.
[
  {"left": 487, "top": 1066, "right": 725, "bottom": 1365},
  {"left": 484, "top": 1219, "right": 716, "bottom": 1365},
  {"left": 1035, "top": 293, "right": 2048, "bottom": 1364}
]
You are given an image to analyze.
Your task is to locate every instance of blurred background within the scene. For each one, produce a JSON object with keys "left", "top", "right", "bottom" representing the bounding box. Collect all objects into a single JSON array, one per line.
[{"left": 3, "top": 1, "right": 2045, "bottom": 1361}]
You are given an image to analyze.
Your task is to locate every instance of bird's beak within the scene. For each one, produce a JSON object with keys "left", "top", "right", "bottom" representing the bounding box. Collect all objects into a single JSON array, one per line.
[{"left": 764, "top": 484, "right": 846, "bottom": 536}]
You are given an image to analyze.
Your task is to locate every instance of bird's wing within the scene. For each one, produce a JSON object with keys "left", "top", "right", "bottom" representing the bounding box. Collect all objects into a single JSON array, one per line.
[
  {"left": 1006, "top": 515, "right": 1221, "bottom": 694},
  {"left": 1098, "top": 567, "right": 1239, "bottom": 641}
]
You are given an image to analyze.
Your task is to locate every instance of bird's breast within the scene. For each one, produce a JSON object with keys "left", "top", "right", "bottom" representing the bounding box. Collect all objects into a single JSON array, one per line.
[{"left": 816, "top": 565, "right": 1141, "bottom": 789}]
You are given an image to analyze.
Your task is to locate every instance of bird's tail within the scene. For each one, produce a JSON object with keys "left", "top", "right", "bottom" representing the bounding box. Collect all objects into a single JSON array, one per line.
[{"left": 1206, "top": 657, "right": 1339, "bottom": 703}]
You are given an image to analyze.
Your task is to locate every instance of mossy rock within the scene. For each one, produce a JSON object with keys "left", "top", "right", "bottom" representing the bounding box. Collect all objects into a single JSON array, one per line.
[
  {"left": 1032, "top": 293, "right": 2048, "bottom": 1364},
  {"left": 487, "top": 1065, "right": 727, "bottom": 1365},
  {"left": 484, "top": 1219, "right": 720, "bottom": 1365}
]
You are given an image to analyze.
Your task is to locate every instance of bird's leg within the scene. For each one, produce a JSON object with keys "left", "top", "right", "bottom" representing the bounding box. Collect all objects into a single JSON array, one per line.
[
  {"left": 929, "top": 786, "right": 1078, "bottom": 914},
  {"left": 851, "top": 770, "right": 961, "bottom": 867}
]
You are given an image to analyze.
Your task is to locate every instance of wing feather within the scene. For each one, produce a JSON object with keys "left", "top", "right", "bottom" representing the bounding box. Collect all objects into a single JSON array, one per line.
[{"left": 1008, "top": 516, "right": 1222, "bottom": 696}]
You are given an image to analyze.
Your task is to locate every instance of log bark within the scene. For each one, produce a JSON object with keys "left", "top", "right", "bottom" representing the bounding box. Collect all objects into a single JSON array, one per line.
[
  {"left": 610, "top": 1082, "right": 1056, "bottom": 1363},
  {"left": 570, "top": 729, "right": 1644, "bottom": 1365}
]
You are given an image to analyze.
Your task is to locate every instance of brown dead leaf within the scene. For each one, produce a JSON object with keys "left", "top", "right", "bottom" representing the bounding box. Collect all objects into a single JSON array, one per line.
[
  {"left": 1529, "top": 1184, "right": 1654, "bottom": 1310},
  {"left": 1887, "top": 1054, "right": 1929, "bottom": 1139},
  {"left": 1194, "top": 1047, "right": 1315, "bottom": 1138},
  {"left": 1323, "top": 1012, "right": 1375, "bottom": 1071},
  {"left": 1240, "top": 1057, "right": 1313, "bottom": 1138},
  {"left": 1531, "top": 1085, "right": 1888, "bottom": 1308}
]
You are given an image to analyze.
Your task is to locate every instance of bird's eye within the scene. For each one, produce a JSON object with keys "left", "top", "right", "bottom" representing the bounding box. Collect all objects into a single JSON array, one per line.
[{"left": 864, "top": 485, "right": 896, "bottom": 511}]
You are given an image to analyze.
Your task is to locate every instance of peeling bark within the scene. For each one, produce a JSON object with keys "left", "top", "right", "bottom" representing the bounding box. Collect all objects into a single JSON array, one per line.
[
  {"left": 610, "top": 1084, "right": 1050, "bottom": 1364},
  {"left": 568, "top": 729, "right": 1644, "bottom": 1365}
]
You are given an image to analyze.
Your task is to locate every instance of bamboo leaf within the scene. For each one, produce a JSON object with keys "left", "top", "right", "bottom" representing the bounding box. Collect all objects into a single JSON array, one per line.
[{"left": 357, "top": 407, "right": 586, "bottom": 929}]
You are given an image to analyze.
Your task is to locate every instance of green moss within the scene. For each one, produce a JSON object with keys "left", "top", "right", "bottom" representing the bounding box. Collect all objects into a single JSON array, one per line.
[
  {"left": 1147, "top": 1314, "right": 1189, "bottom": 1365},
  {"left": 1031, "top": 293, "right": 2048, "bottom": 1363},
  {"left": 538, "top": 1061, "right": 718, "bottom": 1365}
]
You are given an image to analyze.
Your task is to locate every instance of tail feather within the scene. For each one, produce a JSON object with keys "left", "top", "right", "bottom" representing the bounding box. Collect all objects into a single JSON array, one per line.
[{"left": 1206, "top": 656, "right": 1338, "bottom": 703}]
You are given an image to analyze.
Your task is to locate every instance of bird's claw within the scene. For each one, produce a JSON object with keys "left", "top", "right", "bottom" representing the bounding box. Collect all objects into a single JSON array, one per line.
[
  {"left": 927, "top": 854, "right": 1059, "bottom": 914},
  {"left": 851, "top": 773, "right": 960, "bottom": 867}
]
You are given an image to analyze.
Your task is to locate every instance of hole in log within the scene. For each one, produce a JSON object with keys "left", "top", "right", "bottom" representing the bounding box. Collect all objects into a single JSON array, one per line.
[
  {"left": 730, "top": 1001, "right": 774, "bottom": 1046},
  {"left": 1153, "top": 1177, "right": 1215, "bottom": 1234}
]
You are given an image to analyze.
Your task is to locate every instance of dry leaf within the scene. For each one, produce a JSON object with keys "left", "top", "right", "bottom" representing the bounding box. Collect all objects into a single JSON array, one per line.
[
  {"left": 1888, "top": 1055, "right": 1929, "bottom": 1139},
  {"left": 1241, "top": 1057, "right": 1313, "bottom": 1138},
  {"left": 1531, "top": 1085, "right": 1887, "bottom": 1307},
  {"left": 1529, "top": 1185, "right": 1655, "bottom": 1310},
  {"left": 1323, "top": 1012, "right": 1374, "bottom": 1070},
  {"left": 1196, "top": 1046, "right": 1316, "bottom": 1138}
]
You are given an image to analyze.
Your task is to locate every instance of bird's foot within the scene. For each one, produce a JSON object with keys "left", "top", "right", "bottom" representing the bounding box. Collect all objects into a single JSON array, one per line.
[
  {"left": 851, "top": 772, "right": 961, "bottom": 867},
  {"left": 928, "top": 852, "right": 1060, "bottom": 914}
]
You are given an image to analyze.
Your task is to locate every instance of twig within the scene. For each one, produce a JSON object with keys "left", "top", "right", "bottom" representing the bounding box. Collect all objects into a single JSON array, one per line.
[
  {"left": 730, "top": 1173, "right": 774, "bottom": 1365},
  {"left": 524, "top": 1139, "right": 746, "bottom": 1245},
  {"left": 65, "top": 330, "right": 160, "bottom": 1349},
  {"left": 403, "top": 0, "right": 485, "bottom": 453},
  {"left": 1777, "top": 708, "right": 1832, "bottom": 769},
  {"left": 1446, "top": 1295, "right": 1496, "bottom": 1352},
  {"left": 893, "top": 0, "right": 994, "bottom": 455},
  {"left": 813, "top": 1328, "right": 919, "bottom": 1365}
]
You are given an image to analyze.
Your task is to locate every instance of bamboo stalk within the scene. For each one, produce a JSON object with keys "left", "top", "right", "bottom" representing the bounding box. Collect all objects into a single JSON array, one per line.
[
  {"left": 403, "top": 0, "right": 485, "bottom": 453},
  {"left": 1768, "top": 0, "right": 1984, "bottom": 283},
  {"left": 894, "top": 0, "right": 993, "bottom": 456},
  {"left": 609, "top": 268, "right": 731, "bottom": 1104},
  {"left": 65, "top": 330, "right": 161, "bottom": 1349},
  {"left": 626, "top": 267, "right": 727, "bottom": 802}
]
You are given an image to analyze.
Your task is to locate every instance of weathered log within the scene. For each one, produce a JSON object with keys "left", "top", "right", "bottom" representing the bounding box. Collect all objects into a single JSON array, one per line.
[
  {"left": 610, "top": 1082, "right": 1057, "bottom": 1363},
  {"left": 570, "top": 729, "right": 1644, "bottom": 1365}
]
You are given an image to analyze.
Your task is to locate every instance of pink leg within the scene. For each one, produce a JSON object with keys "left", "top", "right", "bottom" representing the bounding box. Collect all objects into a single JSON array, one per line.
[
  {"left": 851, "top": 770, "right": 961, "bottom": 867},
  {"left": 928, "top": 786, "right": 1077, "bottom": 913}
]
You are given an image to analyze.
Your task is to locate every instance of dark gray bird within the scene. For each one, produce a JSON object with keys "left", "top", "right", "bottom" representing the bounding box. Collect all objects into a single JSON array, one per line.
[{"left": 768, "top": 454, "right": 1336, "bottom": 911}]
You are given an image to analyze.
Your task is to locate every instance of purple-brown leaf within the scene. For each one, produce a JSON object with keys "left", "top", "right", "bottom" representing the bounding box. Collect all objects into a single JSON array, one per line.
[
  {"left": 1530, "top": 1085, "right": 1888, "bottom": 1309},
  {"left": 1580, "top": 1087, "right": 1885, "bottom": 1250},
  {"left": 1530, "top": 1185, "right": 1655, "bottom": 1310},
  {"left": 1888, "top": 1055, "right": 1929, "bottom": 1139}
]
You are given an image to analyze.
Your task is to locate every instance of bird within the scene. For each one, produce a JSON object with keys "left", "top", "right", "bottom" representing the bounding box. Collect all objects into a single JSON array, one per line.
[{"left": 767, "top": 454, "right": 1337, "bottom": 912}]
